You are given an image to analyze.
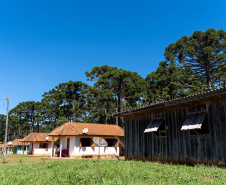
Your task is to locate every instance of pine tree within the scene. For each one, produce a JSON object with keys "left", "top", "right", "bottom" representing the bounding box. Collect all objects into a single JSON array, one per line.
[{"left": 165, "top": 28, "right": 226, "bottom": 90}]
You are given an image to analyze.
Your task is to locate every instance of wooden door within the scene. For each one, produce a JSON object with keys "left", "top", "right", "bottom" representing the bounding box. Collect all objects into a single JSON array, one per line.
[{"left": 67, "top": 138, "right": 70, "bottom": 156}]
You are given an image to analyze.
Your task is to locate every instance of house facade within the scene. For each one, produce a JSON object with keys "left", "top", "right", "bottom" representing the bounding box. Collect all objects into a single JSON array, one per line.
[
  {"left": 11, "top": 139, "right": 29, "bottom": 154},
  {"left": 48, "top": 122, "right": 124, "bottom": 158},
  {"left": 0, "top": 142, "right": 13, "bottom": 154},
  {"left": 21, "top": 133, "right": 58, "bottom": 156},
  {"left": 115, "top": 87, "right": 226, "bottom": 165}
]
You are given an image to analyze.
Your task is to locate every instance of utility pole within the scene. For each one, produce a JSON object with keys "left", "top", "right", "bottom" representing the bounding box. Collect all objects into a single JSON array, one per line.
[{"left": 3, "top": 96, "right": 9, "bottom": 163}]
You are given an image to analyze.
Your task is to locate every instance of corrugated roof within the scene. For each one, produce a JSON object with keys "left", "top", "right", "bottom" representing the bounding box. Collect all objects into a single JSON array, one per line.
[
  {"left": 49, "top": 122, "right": 124, "bottom": 137},
  {"left": 21, "top": 133, "right": 58, "bottom": 142},
  {"left": 115, "top": 87, "right": 226, "bottom": 117}
]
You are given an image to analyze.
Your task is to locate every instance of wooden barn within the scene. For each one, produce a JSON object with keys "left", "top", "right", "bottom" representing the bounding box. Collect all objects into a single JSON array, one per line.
[{"left": 115, "top": 87, "right": 226, "bottom": 165}]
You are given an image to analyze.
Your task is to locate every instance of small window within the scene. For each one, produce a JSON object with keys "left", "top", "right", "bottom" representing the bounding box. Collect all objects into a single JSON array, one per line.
[
  {"left": 144, "top": 119, "right": 166, "bottom": 136},
  {"left": 21, "top": 145, "right": 26, "bottom": 150},
  {"left": 40, "top": 143, "right": 48, "bottom": 148},
  {"left": 81, "top": 138, "right": 91, "bottom": 147},
  {"left": 190, "top": 115, "right": 209, "bottom": 135},
  {"left": 181, "top": 112, "right": 209, "bottom": 135},
  {"left": 106, "top": 139, "right": 117, "bottom": 147}
]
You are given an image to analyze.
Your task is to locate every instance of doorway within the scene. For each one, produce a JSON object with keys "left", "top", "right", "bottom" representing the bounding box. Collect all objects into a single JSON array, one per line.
[{"left": 67, "top": 138, "right": 70, "bottom": 156}]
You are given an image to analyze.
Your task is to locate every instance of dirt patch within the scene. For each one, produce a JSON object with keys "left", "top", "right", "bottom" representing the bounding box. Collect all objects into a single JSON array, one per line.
[
  {"left": 39, "top": 161, "right": 46, "bottom": 164},
  {"left": 200, "top": 175, "right": 220, "bottom": 181}
]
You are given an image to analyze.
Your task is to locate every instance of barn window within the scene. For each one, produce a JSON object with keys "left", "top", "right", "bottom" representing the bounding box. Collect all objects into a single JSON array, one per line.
[
  {"left": 40, "top": 143, "right": 48, "bottom": 148},
  {"left": 181, "top": 112, "right": 209, "bottom": 135},
  {"left": 80, "top": 138, "right": 91, "bottom": 147},
  {"left": 144, "top": 118, "right": 166, "bottom": 136}
]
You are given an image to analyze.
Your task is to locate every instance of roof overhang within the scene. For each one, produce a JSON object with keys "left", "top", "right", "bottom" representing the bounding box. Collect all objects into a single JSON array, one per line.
[{"left": 114, "top": 87, "right": 226, "bottom": 118}]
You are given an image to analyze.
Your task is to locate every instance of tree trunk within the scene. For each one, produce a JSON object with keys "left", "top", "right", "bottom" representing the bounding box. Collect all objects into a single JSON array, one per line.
[
  {"left": 104, "top": 102, "right": 107, "bottom": 124},
  {"left": 30, "top": 115, "right": 34, "bottom": 133},
  {"left": 37, "top": 121, "right": 39, "bottom": 133},
  {"left": 73, "top": 103, "right": 75, "bottom": 122},
  {"left": 118, "top": 88, "right": 123, "bottom": 128},
  {"left": 115, "top": 95, "right": 118, "bottom": 125},
  {"left": 206, "top": 67, "right": 212, "bottom": 90},
  {"left": 19, "top": 115, "right": 21, "bottom": 138}
]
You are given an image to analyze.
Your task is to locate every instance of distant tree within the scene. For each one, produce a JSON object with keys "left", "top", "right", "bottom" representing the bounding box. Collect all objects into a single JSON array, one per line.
[
  {"left": 55, "top": 117, "right": 68, "bottom": 128},
  {"left": 143, "top": 61, "right": 205, "bottom": 104},
  {"left": 9, "top": 101, "right": 42, "bottom": 136},
  {"left": 84, "top": 86, "right": 116, "bottom": 124},
  {"left": 86, "top": 65, "right": 146, "bottom": 127},
  {"left": 0, "top": 114, "right": 6, "bottom": 142},
  {"left": 165, "top": 28, "right": 226, "bottom": 90},
  {"left": 42, "top": 81, "right": 91, "bottom": 130}
]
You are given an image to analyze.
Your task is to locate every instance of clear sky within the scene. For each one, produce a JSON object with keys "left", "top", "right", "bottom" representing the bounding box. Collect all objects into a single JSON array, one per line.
[{"left": 0, "top": 0, "right": 226, "bottom": 114}]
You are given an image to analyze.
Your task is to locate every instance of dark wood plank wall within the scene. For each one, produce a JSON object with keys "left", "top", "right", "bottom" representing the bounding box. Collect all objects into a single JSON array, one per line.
[{"left": 124, "top": 99, "right": 226, "bottom": 165}]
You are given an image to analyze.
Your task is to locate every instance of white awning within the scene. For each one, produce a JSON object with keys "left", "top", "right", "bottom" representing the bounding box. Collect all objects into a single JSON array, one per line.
[
  {"left": 144, "top": 119, "right": 164, "bottom": 133},
  {"left": 181, "top": 112, "right": 207, "bottom": 130}
]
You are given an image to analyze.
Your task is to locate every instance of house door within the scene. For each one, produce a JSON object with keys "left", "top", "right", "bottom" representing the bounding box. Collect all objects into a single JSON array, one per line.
[
  {"left": 30, "top": 143, "right": 33, "bottom": 155},
  {"left": 67, "top": 138, "right": 70, "bottom": 156}
]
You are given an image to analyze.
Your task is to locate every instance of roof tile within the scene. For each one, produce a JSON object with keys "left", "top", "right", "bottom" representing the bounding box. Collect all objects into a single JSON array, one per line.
[
  {"left": 49, "top": 122, "right": 124, "bottom": 137},
  {"left": 21, "top": 133, "right": 58, "bottom": 142}
]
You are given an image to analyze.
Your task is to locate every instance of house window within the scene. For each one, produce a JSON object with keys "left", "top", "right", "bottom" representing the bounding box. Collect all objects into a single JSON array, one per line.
[
  {"left": 40, "top": 143, "right": 48, "bottom": 148},
  {"left": 106, "top": 139, "right": 117, "bottom": 147},
  {"left": 181, "top": 112, "right": 209, "bottom": 135},
  {"left": 80, "top": 138, "right": 91, "bottom": 147},
  {"left": 18, "top": 145, "right": 26, "bottom": 151},
  {"left": 144, "top": 118, "right": 166, "bottom": 136}
]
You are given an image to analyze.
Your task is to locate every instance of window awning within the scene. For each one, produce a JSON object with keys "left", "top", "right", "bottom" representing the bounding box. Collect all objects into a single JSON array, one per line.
[
  {"left": 144, "top": 119, "right": 164, "bottom": 133},
  {"left": 181, "top": 112, "right": 207, "bottom": 130}
]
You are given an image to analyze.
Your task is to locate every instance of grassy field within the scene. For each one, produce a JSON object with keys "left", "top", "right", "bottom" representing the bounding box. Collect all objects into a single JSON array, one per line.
[{"left": 0, "top": 155, "right": 226, "bottom": 184}]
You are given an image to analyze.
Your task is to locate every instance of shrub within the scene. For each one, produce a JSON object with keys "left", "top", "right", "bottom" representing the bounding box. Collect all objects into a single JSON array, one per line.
[{"left": 12, "top": 146, "right": 17, "bottom": 154}]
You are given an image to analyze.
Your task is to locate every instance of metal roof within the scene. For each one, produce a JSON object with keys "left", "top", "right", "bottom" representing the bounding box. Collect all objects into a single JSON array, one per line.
[{"left": 114, "top": 87, "right": 226, "bottom": 117}]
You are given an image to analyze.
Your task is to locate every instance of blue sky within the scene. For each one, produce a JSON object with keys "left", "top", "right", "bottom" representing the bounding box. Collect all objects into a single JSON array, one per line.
[{"left": 0, "top": 0, "right": 226, "bottom": 114}]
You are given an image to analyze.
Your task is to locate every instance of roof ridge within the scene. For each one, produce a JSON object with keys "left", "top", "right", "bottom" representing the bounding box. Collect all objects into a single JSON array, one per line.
[
  {"left": 57, "top": 123, "right": 69, "bottom": 135},
  {"left": 67, "top": 122, "right": 80, "bottom": 135},
  {"left": 115, "top": 87, "right": 226, "bottom": 115},
  {"left": 34, "top": 133, "right": 38, "bottom": 142},
  {"left": 72, "top": 122, "right": 120, "bottom": 126}
]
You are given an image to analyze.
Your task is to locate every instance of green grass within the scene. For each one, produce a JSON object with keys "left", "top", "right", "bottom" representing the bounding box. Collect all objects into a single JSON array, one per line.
[{"left": 0, "top": 155, "right": 226, "bottom": 184}]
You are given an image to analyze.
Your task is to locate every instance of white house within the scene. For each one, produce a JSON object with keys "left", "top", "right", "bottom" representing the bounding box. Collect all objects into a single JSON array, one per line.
[
  {"left": 11, "top": 139, "right": 29, "bottom": 154},
  {"left": 0, "top": 142, "right": 13, "bottom": 155},
  {"left": 48, "top": 122, "right": 124, "bottom": 158},
  {"left": 21, "top": 133, "right": 58, "bottom": 156}
]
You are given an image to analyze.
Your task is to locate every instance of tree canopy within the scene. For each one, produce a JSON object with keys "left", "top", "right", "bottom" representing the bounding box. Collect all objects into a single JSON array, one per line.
[{"left": 165, "top": 28, "right": 226, "bottom": 90}]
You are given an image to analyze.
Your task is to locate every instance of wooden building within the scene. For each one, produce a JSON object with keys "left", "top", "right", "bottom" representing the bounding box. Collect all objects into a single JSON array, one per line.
[
  {"left": 115, "top": 87, "right": 226, "bottom": 165},
  {"left": 48, "top": 122, "right": 124, "bottom": 158}
]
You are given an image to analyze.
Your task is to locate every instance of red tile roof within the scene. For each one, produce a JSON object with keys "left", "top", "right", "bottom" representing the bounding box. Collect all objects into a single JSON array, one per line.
[
  {"left": 12, "top": 139, "right": 28, "bottom": 146},
  {"left": 0, "top": 143, "right": 13, "bottom": 149},
  {"left": 49, "top": 122, "right": 124, "bottom": 137},
  {"left": 21, "top": 133, "right": 58, "bottom": 142}
]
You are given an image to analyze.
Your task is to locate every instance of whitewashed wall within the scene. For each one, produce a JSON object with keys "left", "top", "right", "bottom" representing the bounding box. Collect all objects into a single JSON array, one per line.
[
  {"left": 59, "top": 136, "right": 119, "bottom": 157},
  {"left": 32, "top": 143, "right": 56, "bottom": 155}
]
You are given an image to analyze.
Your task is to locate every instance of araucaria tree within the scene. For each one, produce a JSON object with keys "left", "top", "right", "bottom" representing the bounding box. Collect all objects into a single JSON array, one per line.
[
  {"left": 165, "top": 28, "right": 226, "bottom": 90},
  {"left": 86, "top": 65, "right": 146, "bottom": 127}
]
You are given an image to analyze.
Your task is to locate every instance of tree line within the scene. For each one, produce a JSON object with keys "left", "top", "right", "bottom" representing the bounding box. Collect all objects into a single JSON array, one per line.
[{"left": 0, "top": 28, "right": 225, "bottom": 142}]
